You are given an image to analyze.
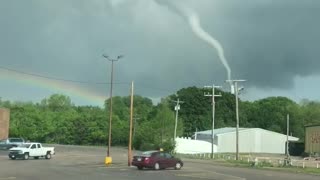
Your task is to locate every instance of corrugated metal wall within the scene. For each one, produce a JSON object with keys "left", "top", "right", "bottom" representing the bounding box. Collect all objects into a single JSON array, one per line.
[
  {"left": 217, "top": 129, "right": 295, "bottom": 154},
  {"left": 260, "top": 129, "right": 287, "bottom": 154},
  {"left": 305, "top": 125, "right": 320, "bottom": 154},
  {"left": 0, "top": 108, "right": 10, "bottom": 140},
  {"left": 217, "top": 130, "right": 258, "bottom": 153},
  {"left": 195, "top": 128, "right": 299, "bottom": 154}
]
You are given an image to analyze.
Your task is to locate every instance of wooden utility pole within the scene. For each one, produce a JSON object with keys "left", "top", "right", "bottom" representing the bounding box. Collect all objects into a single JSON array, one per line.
[
  {"left": 128, "top": 81, "right": 134, "bottom": 166},
  {"left": 204, "top": 85, "right": 221, "bottom": 159}
]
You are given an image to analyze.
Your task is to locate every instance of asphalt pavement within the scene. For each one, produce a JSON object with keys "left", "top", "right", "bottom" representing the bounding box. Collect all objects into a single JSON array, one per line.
[{"left": 0, "top": 146, "right": 319, "bottom": 180}]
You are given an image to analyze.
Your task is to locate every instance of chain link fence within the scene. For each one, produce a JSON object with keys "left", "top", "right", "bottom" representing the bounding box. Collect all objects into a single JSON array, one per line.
[{"left": 177, "top": 153, "right": 320, "bottom": 169}]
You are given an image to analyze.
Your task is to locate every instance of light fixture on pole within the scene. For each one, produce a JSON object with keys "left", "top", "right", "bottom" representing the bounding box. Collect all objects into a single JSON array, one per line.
[{"left": 103, "top": 54, "right": 123, "bottom": 165}]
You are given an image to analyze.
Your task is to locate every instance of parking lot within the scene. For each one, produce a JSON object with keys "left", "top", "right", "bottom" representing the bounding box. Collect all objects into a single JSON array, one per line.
[{"left": 0, "top": 145, "right": 319, "bottom": 180}]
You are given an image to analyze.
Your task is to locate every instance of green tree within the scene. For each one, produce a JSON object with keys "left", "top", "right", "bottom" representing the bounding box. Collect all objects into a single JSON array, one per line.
[{"left": 248, "top": 97, "right": 301, "bottom": 135}]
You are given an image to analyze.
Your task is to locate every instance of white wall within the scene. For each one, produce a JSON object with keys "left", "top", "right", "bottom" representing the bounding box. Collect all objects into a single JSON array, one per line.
[
  {"left": 259, "top": 129, "right": 298, "bottom": 154},
  {"left": 217, "top": 129, "right": 299, "bottom": 154},
  {"left": 194, "top": 133, "right": 218, "bottom": 144},
  {"left": 184, "top": 128, "right": 299, "bottom": 154},
  {"left": 217, "top": 130, "right": 257, "bottom": 153},
  {"left": 175, "top": 137, "right": 217, "bottom": 154}
]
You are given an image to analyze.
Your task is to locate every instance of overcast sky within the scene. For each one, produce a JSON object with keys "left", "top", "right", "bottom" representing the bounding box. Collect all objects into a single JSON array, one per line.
[{"left": 0, "top": 0, "right": 320, "bottom": 106}]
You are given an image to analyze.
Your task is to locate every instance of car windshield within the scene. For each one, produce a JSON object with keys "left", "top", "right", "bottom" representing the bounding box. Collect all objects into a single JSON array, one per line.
[
  {"left": 9, "top": 138, "right": 23, "bottom": 142},
  {"left": 18, "top": 144, "right": 31, "bottom": 148},
  {"left": 141, "top": 151, "right": 157, "bottom": 157}
]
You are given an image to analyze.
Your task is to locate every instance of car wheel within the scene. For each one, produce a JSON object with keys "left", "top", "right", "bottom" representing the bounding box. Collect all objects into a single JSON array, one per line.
[
  {"left": 10, "top": 157, "right": 16, "bottom": 160},
  {"left": 24, "top": 153, "right": 29, "bottom": 160},
  {"left": 154, "top": 162, "right": 160, "bottom": 170},
  {"left": 45, "top": 153, "right": 51, "bottom": 159},
  {"left": 175, "top": 162, "right": 182, "bottom": 170},
  {"left": 137, "top": 166, "right": 143, "bottom": 170}
]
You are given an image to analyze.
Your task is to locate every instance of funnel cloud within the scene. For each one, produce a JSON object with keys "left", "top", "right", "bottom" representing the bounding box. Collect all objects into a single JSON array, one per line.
[
  {"left": 188, "top": 12, "right": 232, "bottom": 81},
  {"left": 154, "top": 0, "right": 232, "bottom": 80}
]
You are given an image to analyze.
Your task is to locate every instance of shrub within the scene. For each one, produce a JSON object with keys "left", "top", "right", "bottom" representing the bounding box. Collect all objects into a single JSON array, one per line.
[{"left": 159, "top": 140, "right": 176, "bottom": 153}]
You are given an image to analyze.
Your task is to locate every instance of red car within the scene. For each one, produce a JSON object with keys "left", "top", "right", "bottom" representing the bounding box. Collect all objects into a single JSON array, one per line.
[{"left": 132, "top": 151, "right": 183, "bottom": 170}]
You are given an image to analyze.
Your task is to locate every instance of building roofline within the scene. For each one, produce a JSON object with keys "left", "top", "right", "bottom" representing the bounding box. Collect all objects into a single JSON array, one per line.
[
  {"left": 196, "top": 127, "right": 299, "bottom": 139},
  {"left": 305, "top": 124, "right": 320, "bottom": 128}
]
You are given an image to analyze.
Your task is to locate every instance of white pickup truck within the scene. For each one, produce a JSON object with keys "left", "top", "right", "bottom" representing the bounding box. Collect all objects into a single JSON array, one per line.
[{"left": 8, "top": 143, "right": 55, "bottom": 160}]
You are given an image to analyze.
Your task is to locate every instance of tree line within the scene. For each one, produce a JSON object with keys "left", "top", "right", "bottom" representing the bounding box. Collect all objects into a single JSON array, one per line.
[{"left": 1, "top": 86, "right": 319, "bottom": 150}]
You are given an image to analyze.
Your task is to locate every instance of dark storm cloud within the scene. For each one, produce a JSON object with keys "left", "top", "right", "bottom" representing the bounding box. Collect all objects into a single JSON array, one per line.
[{"left": 1, "top": 0, "right": 320, "bottom": 99}]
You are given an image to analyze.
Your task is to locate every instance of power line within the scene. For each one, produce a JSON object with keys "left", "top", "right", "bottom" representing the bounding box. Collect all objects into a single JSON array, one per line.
[
  {"left": 0, "top": 65, "right": 238, "bottom": 97},
  {"left": 0, "top": 65, "right": 175, "bottom": 93},
  {"left": 0, "top": 65, "right": 129, "bottom": 85},
  {"left": 135, "top": 85, "right": 173, "bottom": 94}
]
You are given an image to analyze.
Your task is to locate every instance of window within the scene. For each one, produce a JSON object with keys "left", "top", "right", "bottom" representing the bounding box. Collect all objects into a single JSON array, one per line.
[
  {"left": 31, "top": 144, "right": 36, "bottom": 149},
  {"left": 142, "top": 151, "right": 158, "bottom": 157},
  {"left": 159, "top": 152, "right": 166, "bottom": 158},
  {"left": 165, "top": 153, "right": 172, "bottom": 159},
  {"left": 37, "top": 144, "right": 41, "bottom": 148},
  {"left": 19, "top": 144, "right": 31, "bottom": 148},
  {"left": 153, "top": 153, "right": 161, "bottom": 158}
]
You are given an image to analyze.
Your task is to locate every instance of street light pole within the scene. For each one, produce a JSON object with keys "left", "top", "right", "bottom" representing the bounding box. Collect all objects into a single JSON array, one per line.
[
  {"left": 235, "top": 81, "right": 240, "bottom": 161},
  {"left": 226, "top": 79, "right": 246, "bottom": 161},
  {"left": 286, "top": 114, "right": 290, "bottom": 165},
  {"left": 204, "top": 84, "right": 221, "bottom": 159},
  {"left": 173, "top": 98, "right": 184, "bottom": 140},
  {"left": 103, "top": 54, "right": 123, "bottom": 158}
]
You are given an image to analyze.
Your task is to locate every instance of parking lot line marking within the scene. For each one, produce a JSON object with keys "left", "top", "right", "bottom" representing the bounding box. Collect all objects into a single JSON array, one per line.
[{"left": 0, "top": 177, "right": 16, "bottom": 180}]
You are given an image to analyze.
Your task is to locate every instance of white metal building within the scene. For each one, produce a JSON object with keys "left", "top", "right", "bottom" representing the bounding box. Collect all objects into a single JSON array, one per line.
[
  {"left": 194, "top": 127, "right": 299, "bottom": 154},
  {"left": 175, "top": 137, "right": 217, "bottom": 154}
]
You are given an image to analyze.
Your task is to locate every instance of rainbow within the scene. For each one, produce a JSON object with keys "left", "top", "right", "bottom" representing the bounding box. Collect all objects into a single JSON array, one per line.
[{"left": 0, "top": 68, "right": 108, "bottom": 106}]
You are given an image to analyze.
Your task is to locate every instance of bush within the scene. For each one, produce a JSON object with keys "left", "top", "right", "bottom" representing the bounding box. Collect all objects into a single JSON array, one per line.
[{"left": 159, "top": 140, "right": 176, "bottom": 153}]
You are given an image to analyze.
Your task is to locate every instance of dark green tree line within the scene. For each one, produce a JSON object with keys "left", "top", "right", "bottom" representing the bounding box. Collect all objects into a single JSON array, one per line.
[{"left": 1, "top": 87, "right": 320, "bottom": 149}]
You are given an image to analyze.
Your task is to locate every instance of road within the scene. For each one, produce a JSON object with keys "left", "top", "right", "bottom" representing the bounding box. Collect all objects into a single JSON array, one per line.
[{"left": 0, "top": 145, "right": 319, "bottom": 180}]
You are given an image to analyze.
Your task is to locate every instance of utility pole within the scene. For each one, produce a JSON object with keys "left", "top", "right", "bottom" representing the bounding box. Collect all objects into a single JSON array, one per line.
[
  {"left": 132, "top": 115, "right": 140, "bottom": 142},
  {"left": 286, "top": 114, "right": 290, "bottom": 165},
  {"left": 128, "top": 81, "right": 134, "bottom": 167},
  {"left": 103, "top": 54, "right": 123, "bottom": 160},
  {"left": 226, "top": 79, "right": 246, "bottom": 161},
  {"left": 173, "top": 98, "right": 184, "bottom": 140},
  {"left": 204, "top": 84, "right": 221, "bottom": 159}
]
